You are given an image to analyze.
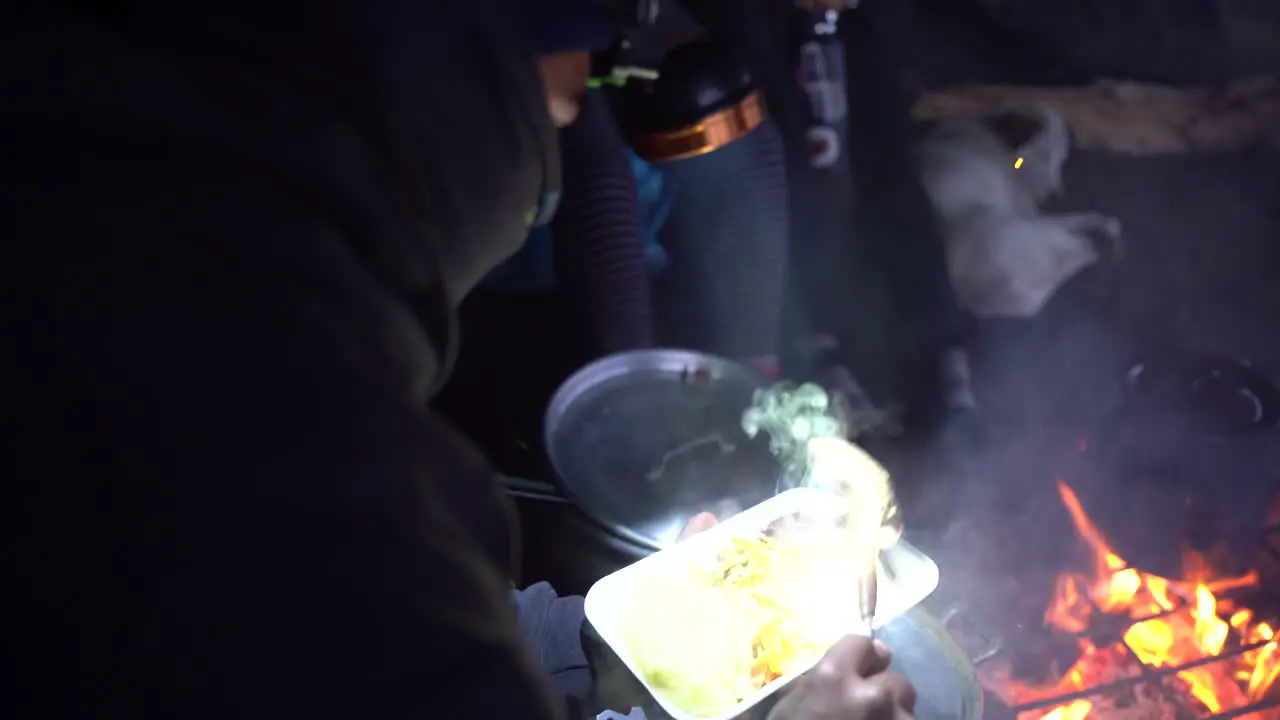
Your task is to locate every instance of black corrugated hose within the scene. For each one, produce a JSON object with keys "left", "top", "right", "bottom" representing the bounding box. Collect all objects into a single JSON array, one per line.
[
  {"left": 653, "top": 118, "right": 790, "bottom": 361},
  {"left": 549, "top": 89, "right": 656, "bottom": 358}
]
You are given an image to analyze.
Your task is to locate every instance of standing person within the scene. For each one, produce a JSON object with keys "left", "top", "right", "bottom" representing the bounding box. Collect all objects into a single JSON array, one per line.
[
  {"left": 838, "top": 0, "right": 979, "bottom": 431},
  {"left": 780, "top": 0, "right": 977, "bottom": 438},
  {"left": 8, "top": 1, "right": 918, "bottom": 719}
]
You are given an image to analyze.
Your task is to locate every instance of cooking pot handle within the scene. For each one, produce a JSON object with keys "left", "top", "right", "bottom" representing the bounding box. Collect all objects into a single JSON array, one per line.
[
  {"left": 502, "top": 475, "right": 571, "bottom": 504},
  {"left": 940, "top": 603, "right": 1003, "bottom": 666}
]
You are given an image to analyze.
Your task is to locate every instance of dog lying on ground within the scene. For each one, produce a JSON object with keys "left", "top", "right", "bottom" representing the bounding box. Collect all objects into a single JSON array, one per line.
[{"left": 913, "top": 104, "right": 1123, "bottom": 318}]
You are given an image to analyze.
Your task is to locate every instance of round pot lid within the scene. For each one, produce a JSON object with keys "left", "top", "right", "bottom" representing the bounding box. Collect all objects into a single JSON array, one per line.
[{"left": 544, "top": 349, "right": 779, "bottom": 552}]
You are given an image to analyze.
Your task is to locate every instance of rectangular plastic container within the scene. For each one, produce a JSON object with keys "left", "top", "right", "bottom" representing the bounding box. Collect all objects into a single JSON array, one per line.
[{"left": 584, "top": 487, "right": 940, "bottom": 720}]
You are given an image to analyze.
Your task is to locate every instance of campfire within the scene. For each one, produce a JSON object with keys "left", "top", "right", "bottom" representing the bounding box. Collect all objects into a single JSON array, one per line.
[{"left": 980, "top": 481, "right": 1280, "bottom": 720}]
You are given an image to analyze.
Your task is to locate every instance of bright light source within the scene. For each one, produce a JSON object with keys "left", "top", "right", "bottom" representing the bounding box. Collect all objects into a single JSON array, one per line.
[{"left": 1014, "top": 156, "right": 1025, "bottom": 169}]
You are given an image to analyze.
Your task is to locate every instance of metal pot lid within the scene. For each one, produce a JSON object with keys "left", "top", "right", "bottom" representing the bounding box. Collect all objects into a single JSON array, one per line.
[
  {"left": 544, "top": 349, "right": 778, "bottom": 552},
  {"left": 1123, "top": 352, "right": 1280, "bottom": 438}
]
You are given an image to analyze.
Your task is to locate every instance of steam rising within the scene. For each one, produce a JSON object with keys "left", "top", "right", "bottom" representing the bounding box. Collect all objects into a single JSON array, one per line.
[
  {"left": 741, "top": 382, "right": 903, "bottom": 548},
  {"left": 741, "top": 381, "right": 894, "bottom": 491}
]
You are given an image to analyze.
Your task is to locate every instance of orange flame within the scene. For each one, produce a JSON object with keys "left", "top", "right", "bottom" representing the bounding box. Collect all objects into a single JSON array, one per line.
[{"left": 985, "top": 481, "right": 1280, "bottom": 720}]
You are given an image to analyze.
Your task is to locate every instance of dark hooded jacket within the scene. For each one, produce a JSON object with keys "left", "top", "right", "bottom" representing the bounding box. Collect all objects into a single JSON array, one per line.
[{"left": 7, "top": 1, "right": 567, "bottom": 717}]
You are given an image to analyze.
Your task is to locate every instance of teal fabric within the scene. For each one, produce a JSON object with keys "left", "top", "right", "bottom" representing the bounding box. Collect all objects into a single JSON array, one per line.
[{"left": 481, "top": 153, "right": 673, "bottom": 293}]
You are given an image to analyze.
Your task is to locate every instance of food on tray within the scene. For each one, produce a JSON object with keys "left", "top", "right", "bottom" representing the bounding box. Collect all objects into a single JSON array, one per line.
[{"left": 620, "top": 514, "right": 863, "bottom": 718}]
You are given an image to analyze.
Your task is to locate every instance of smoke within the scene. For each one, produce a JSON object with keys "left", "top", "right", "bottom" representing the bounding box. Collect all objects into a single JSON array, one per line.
[{"left": 740, "top": 380, "right": 898, "bottom": 491}]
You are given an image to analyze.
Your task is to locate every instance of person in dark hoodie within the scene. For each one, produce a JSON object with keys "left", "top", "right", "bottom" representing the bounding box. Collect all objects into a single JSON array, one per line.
[{"left": 7, "top": 1, "right": 917, "bottom": 719}]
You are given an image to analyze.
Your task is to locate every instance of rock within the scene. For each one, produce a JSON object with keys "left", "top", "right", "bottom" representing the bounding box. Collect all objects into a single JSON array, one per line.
[{"left": 912, "top": 79, "right": 1280, "bottom": 155}]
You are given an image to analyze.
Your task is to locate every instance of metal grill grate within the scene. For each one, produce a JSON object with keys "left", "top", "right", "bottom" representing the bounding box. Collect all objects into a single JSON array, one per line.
[{"left": 984, "top": 519, "right": 1280, "bottom": 720}]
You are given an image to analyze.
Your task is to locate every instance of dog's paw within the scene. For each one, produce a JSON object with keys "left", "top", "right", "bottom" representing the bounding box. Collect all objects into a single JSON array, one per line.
[
  {"left": 1100, "top": 215, "right": 1121, "bottom": 260},
  {"left": 1099, "top": 215, "right": 1124, "bottom": 260},
  {"left": 1102, "top": 215, "right": 1122, "bottom": 238}
]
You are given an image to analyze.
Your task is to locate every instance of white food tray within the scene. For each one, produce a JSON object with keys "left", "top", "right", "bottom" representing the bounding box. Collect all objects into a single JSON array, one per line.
[{"left": 584, "top": 487, "right": 940, "bottom": 720}]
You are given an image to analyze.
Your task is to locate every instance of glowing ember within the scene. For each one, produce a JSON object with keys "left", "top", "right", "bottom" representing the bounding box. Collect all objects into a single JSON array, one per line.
[{"left": 981, "top": 481, "right": 1280, "bottom": 720}]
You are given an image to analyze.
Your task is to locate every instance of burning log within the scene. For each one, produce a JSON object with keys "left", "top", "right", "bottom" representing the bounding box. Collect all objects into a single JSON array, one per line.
[
  {"left": 912, "top": 78, "right": 1280, "bottom": 155},
  {"left": 1254, "top": 486, "right": 1280, "bottom": 611},
  {"left": 980, "top": 481, "right": 1280, "bottom": 720}
]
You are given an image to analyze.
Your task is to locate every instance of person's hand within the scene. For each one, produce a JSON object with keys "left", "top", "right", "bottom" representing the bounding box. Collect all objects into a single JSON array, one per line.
[
  {"left": 677, "top": 511, "right": 719, "bottom": 541},
  {"left": 766, "top": 636, "right": 917, "bottom": 720}
]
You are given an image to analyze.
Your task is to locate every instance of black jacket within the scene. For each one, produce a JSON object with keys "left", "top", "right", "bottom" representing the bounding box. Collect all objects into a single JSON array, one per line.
[{"left": 8, "top": 2, "right": 565, "bottom": 717}]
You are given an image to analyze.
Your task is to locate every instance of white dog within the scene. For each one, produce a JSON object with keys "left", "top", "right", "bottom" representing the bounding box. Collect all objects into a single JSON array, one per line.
[{"left": 914, "top": 105, "right": 1123, "bottom": 318}]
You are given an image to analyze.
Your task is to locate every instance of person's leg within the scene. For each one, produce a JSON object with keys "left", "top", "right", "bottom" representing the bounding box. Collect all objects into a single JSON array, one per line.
[
  {"left": 841, "top": 0, "right": 977, "bottom": 430},
  {"left": 777, "top": 7, "right": 903, "bottom": 409},
  {"left": 653, "top": 119, "right": 791, "bottom": 368}
]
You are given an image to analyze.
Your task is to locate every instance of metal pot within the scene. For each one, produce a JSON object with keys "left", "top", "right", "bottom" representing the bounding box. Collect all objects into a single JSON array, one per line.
[
  {"left": 1078, "top": 351, "right": 1280, "bottom": 578},
  {"left": 507, "top": 481, "right": 681, "bottom": 597},
  {"left": 880, "top": 607, "right": 989, "bottom": 720},
  {"left": 524, "top": 348, "right": 779, "bottom": 594}
]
